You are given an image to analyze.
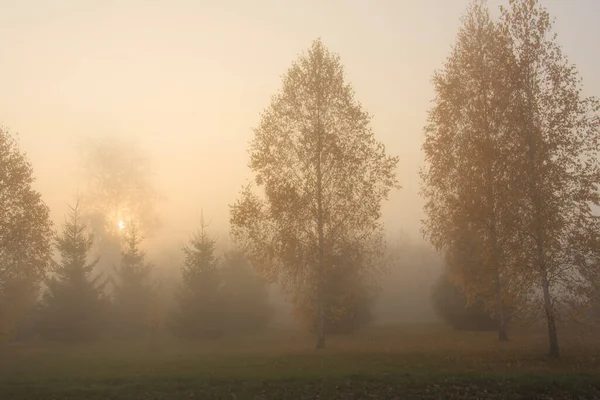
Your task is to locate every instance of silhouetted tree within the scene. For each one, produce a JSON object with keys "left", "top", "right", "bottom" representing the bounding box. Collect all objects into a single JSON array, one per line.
[
  {"left": 0, "top": 127, "right": 53, "bottom": 340},
  {"left": 172, "top": 218, "right": 224, "bottom": 339},
  {"left": 112, "top": 221, "right": 158, "bottom": 337},
  {"left": 230, "top": 38, "right": 398, "bottom": 349},
  {"left": 220, "top": 250, "right": 271, "bottom": 333},
  {"left": 38, "top": 200, "right": 108, "bottom": 341}
]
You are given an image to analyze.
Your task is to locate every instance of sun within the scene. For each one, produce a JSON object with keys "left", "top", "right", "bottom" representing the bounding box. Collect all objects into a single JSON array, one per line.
[{"left": 118, "top": 220, "right": 125, "bottom": 230}]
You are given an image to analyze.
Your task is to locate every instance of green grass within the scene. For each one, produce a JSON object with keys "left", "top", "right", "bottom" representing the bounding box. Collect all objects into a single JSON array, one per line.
[{"left": 1, "top": 325, "right": 600, "bottom": 399}]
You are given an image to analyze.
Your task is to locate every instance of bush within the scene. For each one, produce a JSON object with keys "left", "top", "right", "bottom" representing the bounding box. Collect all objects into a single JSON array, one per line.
[
  {"left": 431, "top": 273, "right": 497, "bottom": 331},
  {"left": 295, "top": 253, "right": 376, "bottom": 335},
  {"left": 220, "top": 251, "right": 272, "bottom": 333}
]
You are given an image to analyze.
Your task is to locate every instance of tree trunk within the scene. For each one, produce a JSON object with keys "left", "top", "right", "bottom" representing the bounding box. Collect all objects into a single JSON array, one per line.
[
  {"left": 528, "top": 128, "right": 560, "bottom": 358},
  {"left": 316, "top": 287, "right": 325, "bottom": 349},
  {"left": 482, "top": 81, "right": 508, "bottom": 342},
  {"left": 315, "top": 69, "right": 326, "bottom": 350},
  {"left": 494, "top": 267, "right": 508, "bottom": 342},
  {"left": 315, "top": 147, "right": 326, "bottom": 350},
  {"left": 532, "top": 183, "right": 560, "bottom": 358},
  {"left": 540, "top": 263, "right": 559, "bottom": 358},
  {"left": 316, "top": 180, "right": 325, "bottom": 350},
  {"left": 523, "top": 63, "right": 560, "bottom": 358},
  {"left": 487, "top": 158, "right": 507, "bottom": 342}
]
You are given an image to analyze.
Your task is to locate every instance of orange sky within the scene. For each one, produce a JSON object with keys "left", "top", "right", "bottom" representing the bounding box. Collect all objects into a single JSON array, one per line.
[{"left": 1, "top": 0, "right": 599, "bottom": 257}]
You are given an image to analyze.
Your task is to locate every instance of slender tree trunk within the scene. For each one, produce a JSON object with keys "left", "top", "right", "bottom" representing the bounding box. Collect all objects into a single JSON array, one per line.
[
  {"left": 520, "top": 51, "right": 560, "bottom": 357},
  {"left": 482, "top": 82, "right": 508, "bottom": 342},
  {"left": 532, "top": 175, "right": 560, "bottom": 358},
  {"left": 539, "top": 254, "right": 559, "bottom": 358},
  {"left": 315, "top": 73, "right": 326, "bottom": 350},
  {"left": 488, "top": 187, "right": 508, "bottom": 342},
  {"left": 494, "top": 266, "right": 508, "bottom": 341},
  {"left": 490, "top": 225, "right": 507, "bottom": 341},
  {"left": 316, "top": 159, "right": 325, "bottom": 350},
  {"left": 315, "top": 170, "right": 326, "bottom": 350},
  {"left": 527, "top": 106, "right": 560, "bottom": 358}
]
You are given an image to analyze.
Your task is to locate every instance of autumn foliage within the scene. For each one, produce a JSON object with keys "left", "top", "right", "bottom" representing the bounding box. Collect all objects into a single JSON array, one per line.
[
  {"left": 0, "top": 128, "right": 53, "bottom": 340},
  {"left": 230, "top": 39, "right": 398, "bottom": 348},
  {"left": 422, "top": 0, "right": 600, "bottom": 358}
]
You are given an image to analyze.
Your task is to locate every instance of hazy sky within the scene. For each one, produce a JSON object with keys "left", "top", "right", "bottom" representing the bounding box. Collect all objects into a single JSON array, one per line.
[{"left": 1, "top": 0, "right": 599, "bottom": 252}]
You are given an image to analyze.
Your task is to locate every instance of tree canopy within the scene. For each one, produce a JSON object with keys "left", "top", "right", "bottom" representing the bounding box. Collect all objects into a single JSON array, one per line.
[
  {"left": 231, "top": 39, "right": 398, "bottom": 348},
  {"left": 422, "top": 0, "right": 600, "bottom": 358},
  {"left": 0, "top": 127, "right": 53, "bottom": 339}
]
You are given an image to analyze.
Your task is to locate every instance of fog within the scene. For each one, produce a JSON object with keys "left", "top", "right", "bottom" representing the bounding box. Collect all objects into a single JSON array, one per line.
[{"left": 2, "top": 0, "right": 599, "bottom": 327}]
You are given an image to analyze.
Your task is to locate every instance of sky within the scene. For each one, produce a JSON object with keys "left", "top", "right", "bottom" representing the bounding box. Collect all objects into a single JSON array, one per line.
[{"left": 1, "top": 0, "right": 599, "bottom": 255}]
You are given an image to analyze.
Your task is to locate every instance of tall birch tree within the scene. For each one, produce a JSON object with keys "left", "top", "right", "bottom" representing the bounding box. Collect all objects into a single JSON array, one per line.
[
  {"left": 230, "top": 39, "right": 398, "bottom": 349},
  {"left": 500, "top": 0, "right": 600, "bottom": 358},
  {"left": 421, "top": 1, "right": 519, "bottom": 341}
]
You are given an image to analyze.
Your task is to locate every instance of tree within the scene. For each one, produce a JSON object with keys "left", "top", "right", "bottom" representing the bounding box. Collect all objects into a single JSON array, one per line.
[
  {"left": 230, "top": 39, "right": 398, "bottom": 349},
  {"left": 499, "top": 0, "right": 600, "bottom": 358},
  {"left": 172, "top": 218, "right": 224, "bottom": 339},
  {"left": 38, "top": 200, "right": 108, "bottom": 341},
  {"left": 220, "top": 250, "right": 272, "bottom": 333},
  {"left": 0, "top": 127, "right": 53, "bottom": 339},
  {"left": 112, "top": 221, "right": 158, "bottom": 337},
  {"left": 420, "top": 1, "right": 521, "bottom": 341}
]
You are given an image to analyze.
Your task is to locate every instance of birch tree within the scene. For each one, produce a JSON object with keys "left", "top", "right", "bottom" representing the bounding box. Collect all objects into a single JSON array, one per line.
[
  {"left": 421, "top": 1, "right": 519, "bottom": 341},
  {"left": 230, "top": 39, "right": 398, "bottom": 349},
  {"left": 0, "top": 127, "right": 53, "bottom": 339},
  {"left": 500, "top": 0, "right": 600, "bottom": 358}
]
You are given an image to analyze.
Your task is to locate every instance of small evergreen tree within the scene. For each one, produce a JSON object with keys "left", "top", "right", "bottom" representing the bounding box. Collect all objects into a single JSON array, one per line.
[
  {"left": 38, "top": 200, "right": 108, "bottom": 341},
  {"left": 172, "top": 218, "right": 223, "bottom": 339},
  {"left": 112, "top": 221, "right": 157, "bottom": 337}
]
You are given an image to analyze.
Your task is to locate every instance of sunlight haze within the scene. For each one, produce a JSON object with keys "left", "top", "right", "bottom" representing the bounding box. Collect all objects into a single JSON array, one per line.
[{"left": 1, "top": 0, "right": 599, "bottom": 253}]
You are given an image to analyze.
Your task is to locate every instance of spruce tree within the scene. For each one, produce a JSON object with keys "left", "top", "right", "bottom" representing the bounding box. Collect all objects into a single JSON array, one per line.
[
  {"left": 112, "top": 221, "right": 157, "bottom": 337},
  {"left": 38, "top": 199, "right": 108, "bottom": 341},
  {"left": 172, "top": 217, "right": 223, "bottom": 339}
]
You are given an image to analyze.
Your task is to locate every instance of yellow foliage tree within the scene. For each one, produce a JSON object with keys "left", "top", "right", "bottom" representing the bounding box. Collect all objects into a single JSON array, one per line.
[
  {"left": 230, "top": 39, "right": 398, "bottom": 349},
  {"left": 0, "top": 127, "right": 53, "bottom": 340}
]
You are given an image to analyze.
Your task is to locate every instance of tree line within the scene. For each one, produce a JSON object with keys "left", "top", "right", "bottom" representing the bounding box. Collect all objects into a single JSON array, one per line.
[
  {"left": 4, "top": 194, "right": 273, "bottom": 341},
  {"left": 1, "top": 0, "right": 599, "bottom": 358}
]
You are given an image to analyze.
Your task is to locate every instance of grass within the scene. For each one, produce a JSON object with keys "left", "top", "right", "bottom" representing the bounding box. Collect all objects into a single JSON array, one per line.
[{"left": 1, "top": 324, "right": 600, "bottom": 399}]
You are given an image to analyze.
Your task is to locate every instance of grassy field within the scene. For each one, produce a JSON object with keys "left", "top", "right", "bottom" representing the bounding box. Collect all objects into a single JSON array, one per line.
[{"left": 1, "top": 324, "right": 600, "bottom": 399}]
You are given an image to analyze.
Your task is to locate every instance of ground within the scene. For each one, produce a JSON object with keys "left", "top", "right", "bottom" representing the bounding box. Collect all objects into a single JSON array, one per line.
[{"left": 1, "top": 324, "right": 599, "bottom": 399}]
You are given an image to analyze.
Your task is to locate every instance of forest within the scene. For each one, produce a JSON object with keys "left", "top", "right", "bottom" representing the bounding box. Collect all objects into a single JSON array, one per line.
[{"left": 1, "top": 0, "right": 600, "bottom": 398}]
